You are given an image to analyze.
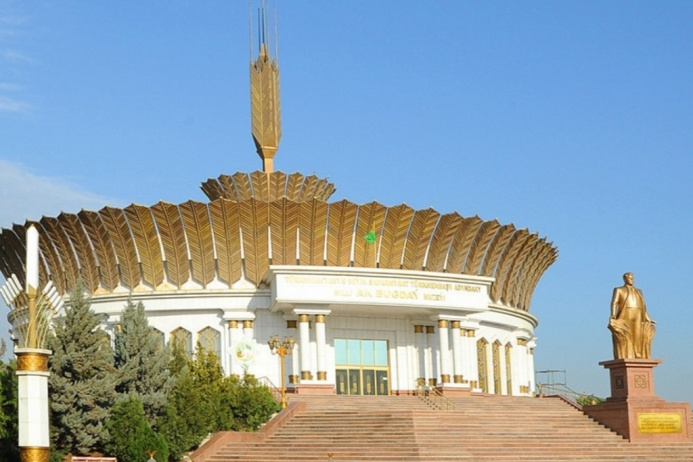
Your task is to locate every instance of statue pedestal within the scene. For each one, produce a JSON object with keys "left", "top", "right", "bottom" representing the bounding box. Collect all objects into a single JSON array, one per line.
[{"left": 583, "top": 358, "right": 691, "bottom": 442}]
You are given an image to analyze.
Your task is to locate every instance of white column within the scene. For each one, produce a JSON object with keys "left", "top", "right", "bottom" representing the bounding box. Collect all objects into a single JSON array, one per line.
[
  {"left": 425, "top": 326, "right": 435, "bottom": 387},
  {"left": 16, "top": 348, "right": 51, "bottom": 460},
  {"left": 243, "top": 320, "right": 254, "bottom": 339},
  {"left": 498, "top": 343, "right": 507, "bottom": 395},
  {"left": 437, "top": 319, "right": 451, "bottom": 384},
  {"left": 315, "top": 314, "right": 327, "bottom": 381},
  {"left": 516, "top": 338, "right": 528, "bottom": 395},
  {"left": 450, "top": 321, "right": 463, "bottom": 384},
  {"left": 527, "top": 339, "right": 537, "bottom": 395},
  {"left": 228, "top": 320, "right": 239, "bottom": 376},
  {"left": 287, "top": 320, "right": 299, "bottom": 386},
  {"left": 415, "top": 325, "right": 426, "bottom": 387},
  {"left": 464, "top": 329, "right": 479, "bottom": 390},
  {"left": 298, "top": 314, "right": 312, "bottom": 381}
]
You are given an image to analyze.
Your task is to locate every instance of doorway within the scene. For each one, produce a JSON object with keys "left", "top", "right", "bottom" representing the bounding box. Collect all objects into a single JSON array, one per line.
[{"left": 334, "top": 339, "right": 390, "bottom": 395}]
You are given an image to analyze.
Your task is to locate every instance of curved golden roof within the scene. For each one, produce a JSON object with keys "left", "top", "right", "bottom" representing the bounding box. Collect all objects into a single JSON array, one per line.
[
  {"left": 201, "top": 171, "right": 336, "bottom": 203},
  {"left": 0, "top": 187, "right": 556, "bottom": 312}
]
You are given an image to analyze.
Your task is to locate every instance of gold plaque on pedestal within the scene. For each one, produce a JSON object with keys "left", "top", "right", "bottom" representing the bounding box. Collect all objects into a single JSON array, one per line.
[{"left": 637, "top": 413, "right": 683, "bottom": 434}]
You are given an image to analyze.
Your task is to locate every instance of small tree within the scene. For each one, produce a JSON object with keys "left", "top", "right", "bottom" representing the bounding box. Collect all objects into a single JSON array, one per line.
[
  {"left": 113, "top": 298, "right": 171, "bottom": 425},
  {"left": 104, "top": 395, "right": 168, "bottom": 462},
  {"left": 0, "top": 343, "right": 19, "bottom": 461},
  {"left": 48, "top": 281, "right": 117, "bottom": 456},
  {"left": 159, "top": 342, "right": 222, "bottom": 459},
  {"left": 228, "top": 374, "right": 280, "bottom": 431}
]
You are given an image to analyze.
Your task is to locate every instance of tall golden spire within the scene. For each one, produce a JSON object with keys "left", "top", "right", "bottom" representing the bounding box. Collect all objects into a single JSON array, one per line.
[{"left": 250, "top": 1, "right": 281, "bottom": 173}]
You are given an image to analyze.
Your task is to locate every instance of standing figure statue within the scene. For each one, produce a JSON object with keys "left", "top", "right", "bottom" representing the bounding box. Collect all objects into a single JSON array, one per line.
[{"left": 609, "top": 272, "right": 656, "bottom": 359}]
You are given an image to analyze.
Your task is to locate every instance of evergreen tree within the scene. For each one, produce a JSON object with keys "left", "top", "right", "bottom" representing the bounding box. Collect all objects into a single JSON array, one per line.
[
  {"left": 0, "top": 344, "right": 19, "bottom": 461},
  {"left": 159, "top": 343, "right": 280, "bottom": 459},
  {"left": 113, "top": 298, "right": 171, "bottom": 425},
  {"left": 104, "top": 395, "right": 168, "bottom": 462},
  {"left": 227, "top": 374, "right": 280, "bottom": 431},
  {"left": 159, "top": 342, "right": 221, "bottom": 459},
  {"left": 48, "top": 281, "right": 117, "bottom": 456}
]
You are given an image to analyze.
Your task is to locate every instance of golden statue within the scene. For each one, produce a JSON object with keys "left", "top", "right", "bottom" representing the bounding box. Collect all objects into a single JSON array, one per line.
[{"left": 608, "top": 272, "right": 655, "bottom": 359}]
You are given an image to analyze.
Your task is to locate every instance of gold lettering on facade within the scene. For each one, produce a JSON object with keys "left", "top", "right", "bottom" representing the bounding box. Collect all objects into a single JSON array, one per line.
[
  {"left": 284, "top": 274, "right": 483, "bottom": 303},
  {"left": 637, "top": 413, "right": 683, "bottom": 434}
]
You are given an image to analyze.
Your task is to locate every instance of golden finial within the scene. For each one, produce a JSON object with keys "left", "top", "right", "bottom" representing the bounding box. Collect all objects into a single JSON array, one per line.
[{"left": 250, "top": 0, "right": 281, "bottom": 173}]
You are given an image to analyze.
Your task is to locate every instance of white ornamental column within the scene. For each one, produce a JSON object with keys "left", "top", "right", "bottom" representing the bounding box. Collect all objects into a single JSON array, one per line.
[
  {"left": 414, "top": 325, "right": 426, "bottom": 387},
  {"left": 243, "top": 320, "right": 254, "bottom": 340},
  {"left": 17, "top": 349, "right": 51, "bottom": 462},
  {"left": 450, "top": 321, "right": 464, "bottom": 384},
  {"left": 287, "top": 320, "right": 299, "bottom": 385},
  {"left": 227, "top": 320, "right": 239, "bottom": 375},
  {"left": 425, "top": 326, "right": 435, "bottom": 387},
  {"left": 463, "top": 328, "right": 479, "bottom": 390},
  {"left": 298, "top": 314, "right": 312, "bottom": 381},
  {"left": 17, "top": 224, "right": 51, "bottom": 461},
  {"left": 437, "top": 319, "right": 451, "bottom": 384},
  {"left": 527, "top": 338, "right": 537, "bottom": 394},
  {"left": 516, "top": 338, "right": 528, "bottom": 394},
  {"left": 315, "top": 314, "right": 327, "bottom": 381}
]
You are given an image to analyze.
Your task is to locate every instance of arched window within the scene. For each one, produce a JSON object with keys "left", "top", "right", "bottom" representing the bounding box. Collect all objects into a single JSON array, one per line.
[
  {"left": 152, "top": 328, "right": 165, "bottom": 350},
  {"left": 477, "top": 338, "right": 489, "bottom": 393},
  {"left": 171, "top": 327, "right": 192, "bottom": 357},
  {"left": 493, "top": 340, "right": 502, "bottom": 395},
  {"left": 199, "top": 327, "right": 221, "bottom": 358},
  {"left": 505, "top": 343, "right": 513, "bottom": 396}
]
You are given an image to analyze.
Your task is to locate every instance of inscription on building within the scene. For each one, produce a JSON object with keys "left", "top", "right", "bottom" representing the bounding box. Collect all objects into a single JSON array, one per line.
[
  {"left": 275, "top": 273, "right": 489, "bottom": 310},
  {"left": 637, "top": 413, "right": 683, "bottom": 434}
]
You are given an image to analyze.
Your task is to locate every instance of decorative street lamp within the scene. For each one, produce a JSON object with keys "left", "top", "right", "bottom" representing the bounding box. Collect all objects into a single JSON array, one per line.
[{"left": 267, "top": 335, "right": 295, "bottom": 409}]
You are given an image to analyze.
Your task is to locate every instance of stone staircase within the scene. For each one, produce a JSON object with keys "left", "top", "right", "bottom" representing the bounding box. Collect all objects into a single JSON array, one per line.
[{"left": 194, "top": 394, "right": 693, "bottom": 461}]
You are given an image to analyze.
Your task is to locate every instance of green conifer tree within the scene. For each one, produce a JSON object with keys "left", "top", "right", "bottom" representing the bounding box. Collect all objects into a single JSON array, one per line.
[
  {"left": 104, "top": 395, "right": 168, "bottom": 462},
  {"left": 0, "top": 343, "right": 20, "bottom": 461},
  {"left": 113, "top": 298, "right": 171, "bottom": 425},
  {"left": 48, "top": 282, "right": 117, "bottom": 456},
  {"left": 159, "top": 342, "right": 221, "bottom": 459}
]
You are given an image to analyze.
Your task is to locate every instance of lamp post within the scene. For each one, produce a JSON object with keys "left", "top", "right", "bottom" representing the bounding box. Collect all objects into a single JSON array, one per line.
[{"left": 267, "top": 335, "right": 295, "bottom": 409}]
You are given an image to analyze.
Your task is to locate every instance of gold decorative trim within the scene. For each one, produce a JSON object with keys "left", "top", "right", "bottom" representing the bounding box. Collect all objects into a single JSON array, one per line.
[
  {"left": 453, "top": 375, "right": 464, "bottom": 383},
  {"left": 428, "top": 378, "right": 437, "bottom": 387},
  {"left": 414, "top": 325, "right": 423, "bottom": 334},
  {"left": 286, "top": 320, "right": 297, "bottom": 329},
  {"left": 19, "top": 447, "right": 50, "bottom": 462},
  {"left": 288, "top": 374, "right": 299, "bottom": 384},
  {"left": 416, "top": 377, "right": 426, "bottom": 387},
  {"left": 425, "top": 326, "right": 435, "bottom": 334},
  {"left": 228, "top": 320, "right": 238, "bottom": 328},
  {"left": 450, "top": 321, "right": 460, "bottom": 329},
  {"left": 317, "top": 371, "right": 327, "bottom": 380},
  {"left": 315, "top": 314, "right": 326, "bottom": 323},
  {"left": 16, "top": 351, "right": 49, "bottom": 372},
  {"left": 437, "top": 319, "right": 448, "bottom": 328},
  {"left": 441, "top": 374, "right": 451, "bottom": 383},
  {"left": 301, "top": 370, "right": 312, "bottom": 380},
  {"left": 467, "top": 329, "right": 476, "bottom": 337},
  {"left": 298, "top": 314, "right": 310, "bottom": 323},
  {"left": 243, "top": 320, "right": 253, "bottom": 329},
  {"left": 470, "top": 380, "right": 478, "bottom": 388}
]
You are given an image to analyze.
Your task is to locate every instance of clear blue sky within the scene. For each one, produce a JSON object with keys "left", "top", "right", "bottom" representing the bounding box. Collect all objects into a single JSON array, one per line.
[{"left": 1, "top": 1, "right": 693, "bottom": 403}]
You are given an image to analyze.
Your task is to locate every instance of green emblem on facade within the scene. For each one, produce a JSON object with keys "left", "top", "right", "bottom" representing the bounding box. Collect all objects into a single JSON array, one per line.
[{"left": 365, "top": 230, "right": 377, "bottom": 244}]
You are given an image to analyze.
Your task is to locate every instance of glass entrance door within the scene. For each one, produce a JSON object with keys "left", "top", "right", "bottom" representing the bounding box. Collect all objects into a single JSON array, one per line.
[{"left": 335, "top": 339, "right": 390, "bottom": 395}]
